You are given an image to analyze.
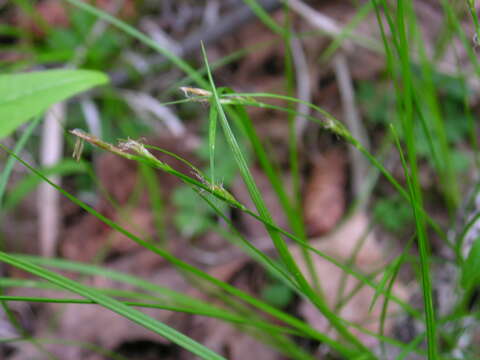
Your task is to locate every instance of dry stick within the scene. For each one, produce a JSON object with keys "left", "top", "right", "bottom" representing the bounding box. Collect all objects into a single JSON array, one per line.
[
  {"left": 37, "top": 0, "right": 125, "bottom": 257},
  {"left": 202, "top": 0, "right": 220, "bottom": 28},
  {"left": 290, "top": 35, "right": 311, "bottom": 138},
  {"left": 283, "top": 0, "right": 345, "bottom": 42},
  {"left": 122, "top": 90, "right": 186, "bottom": 137},
  {"left": 333, "top": 54, "right": 370, "bottom": 202},
  {"left": 39, "top": 103, "right": 65, "bottom": 257},
  {"left": 142, "top": 19, "right": 182, "bottom": 56},
  {"left": 286, "top": 0, "right": 370, "bottom": 201},
  {"left": 80, "top": 97, "right": 102, "bottom": 138}
]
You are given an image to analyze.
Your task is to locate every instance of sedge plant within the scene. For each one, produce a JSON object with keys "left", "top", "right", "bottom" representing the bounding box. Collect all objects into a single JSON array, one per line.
[{"left": 1, "top": 0, "right": 480, "bottom": 359}]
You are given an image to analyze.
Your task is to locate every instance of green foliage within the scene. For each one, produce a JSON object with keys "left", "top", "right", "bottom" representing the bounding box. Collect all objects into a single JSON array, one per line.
[
  {"left": 358, "top": 72, "right": 470, "bottom": 142},
  {"left": 46, "top": 10, "right": 123, "bottom": 68},
  {"left": 261, "top": 283, "right": 294, "bottom": 309},
  {"left": 173, "top": 133, "right": 240, "bottom": 238},
  {"left": 357, "top": 81, "right": 396, "bottom": 126},
  {"left": 261, "top": 271, "right": 295, "bottom": 309},
  {"left": 0, "top": 250, "right": 225, "bottom": 360},
  {"left": 173, "top": 187, "right": 217, "bottom": 238},
  {"left": 4, "top": 0, "right": 480, "bottom": 358},
  {"left": 197, "top": 136, "right": 240, "bottom": 185},
  {"left": 0, "top": 69, "right": 108, "bottom": 139},
  {"left": 460, "top": 238, "right": 480, "bottom": 292},
  {"left": 3, "top": 160, "right": 88, "bottom": 211},
  {"left": 358, "top": 71, "right": 472, "bottom": 181},
  {"left": 373, "top": 195, "right": 414, "bottom": 234}
]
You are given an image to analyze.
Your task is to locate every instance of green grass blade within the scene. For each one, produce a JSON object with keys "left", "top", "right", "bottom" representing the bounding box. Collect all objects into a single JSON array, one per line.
[
  {"left": 0, "top": 252, "right": 225, "bottom": 359},
  {"left": 138, "top": 164, "right": 165, "bottom": 243},
  {"left": 217, "top": 91, "right": 445, "bottom": 239},
  {"left": 3, "top": 159, "right": 87, "bottom": 211},
  {"left": 242, "top": 0, "right": 285, "bottom": 36},
  {"left": 201, "top": 43, "right": 374, "bottom": 357},
  {"left": 208, "top": 99, "right": 218, "bottom": 185},
  {"left": 0, "top": 116, "right": 42, "bottom": 207},
  {"left": 0, "top": 144, "right": 354, "bottom": 355},
  {"left": 63, "top": 0, "right": 207, "bottom": 88},
  {"left": 320, "top": 1, "right": 374, "bottom": 62},
  {"left": 0, "top": 292, "right": 302, "bottom": 337}
]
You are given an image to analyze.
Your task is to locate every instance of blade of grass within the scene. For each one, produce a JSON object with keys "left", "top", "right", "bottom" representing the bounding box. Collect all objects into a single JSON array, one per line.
[
  {"left": 68, "top": 130, "right": 420, "bottom": 320},
  {"left": 217, "top": 91, "right": 445, "bottom": 240},
  {"left": 208, "top": 99, "right": 218, "bottom": 185},
  {"left": 320, "top": 0, "right": 375, "bottom": 62},
  {"left": 201, "top": 43, "right": 374, "bottom": 357},
  {"left": 225, "top": 94, "right": 321, "bottom": 292},
  {"left": 0, "top": 252, "right": 225, "bottom": 360},
  {"left": 63, "top": 0, "right": 207, "bottom": 88},
  {"left": 3, "top": 159, "right": 87, "bottom": 211},
  {"left": 391, "top": 1, "right": 438, "bottom": 357},
  {"left": 242, "top": 0, "right": 286, "bottom": 36},
  {"left": 0, "top": 115, "right": 57, "bottom": 360},
  {"left": 0, "top": 144, "right": 357, "bottom": 357},
  {"left": 0, "top": 293, "right": 304, "bottom": 337},
  {"left": 138, "top": 164, "right": 165, "bottom": 244},
  {"left": 0, "top": 261, "right": 302, "bottom": 337},
  {"left": 0, "top": 116, "right": 42, "bottom": 206}
]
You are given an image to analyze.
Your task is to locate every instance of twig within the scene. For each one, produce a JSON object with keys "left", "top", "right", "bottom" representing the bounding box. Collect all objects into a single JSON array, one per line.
[
  {"left": 202, "top": 0, "right": 220, "bottom": 28},
  {"left": 333, "top": 54, "right": 370, "bottom": 202},
  {"left": 122, "top": 90, "right": 186, "bottom": 137},
  {"left": 290, "top": 35, "right": 311, "bottom": 138},
  {"left": 142, "top": 19, "right": 182, "bottom": 56},
  {"left": 80, "top": 97, "right": 102, "bottom": 138},
  {"left": 38, "top": 103, "right": 65, "bottom": 257},
  {"left": 283, "top": 0, "right": 343, "bottom": 38},
  {"left": 36, "top": 0, "right": 125, "bottom": 257}
]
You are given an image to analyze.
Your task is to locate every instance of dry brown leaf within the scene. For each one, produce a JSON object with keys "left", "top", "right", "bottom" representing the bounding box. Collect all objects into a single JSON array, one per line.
[
  {"left": 303, "top": 148, "right": 347, "bottom": 237},
  {"left": 291, "top": 212, "right": 407, "bottom": 347}
]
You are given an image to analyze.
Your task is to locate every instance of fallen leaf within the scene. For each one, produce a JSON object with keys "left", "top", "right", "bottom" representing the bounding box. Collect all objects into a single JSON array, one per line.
[
  {"left": 291, "top": 212, "right": 408, "bottom": 347},
  {"left": 303, "top": 148, "right": 347, "bottom": 237}
]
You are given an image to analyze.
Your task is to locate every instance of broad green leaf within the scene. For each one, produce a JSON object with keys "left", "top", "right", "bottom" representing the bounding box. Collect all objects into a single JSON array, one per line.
[{"left": 0, "top": 69, "right": 109, "bottom": 138}]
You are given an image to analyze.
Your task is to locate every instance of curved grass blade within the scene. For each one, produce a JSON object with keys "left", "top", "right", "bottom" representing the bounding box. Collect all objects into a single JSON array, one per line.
[
  {"left": 63, "top": 0, "right": 207, "bottom": 88},
  {"left": 0, "top": 144, "right": 355, "bottom": 357},
  {"left": 201, "top": 43, "right": 375, "bottom": 358},
  {"left": 0, "top": 252, "right": 225, "bottom": 360},
  {"left": 0, "top": 116, "right": 42, "bottom": 206},
  {"left": 3, "top": 160, "right": 87, "bottom": 211}
]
